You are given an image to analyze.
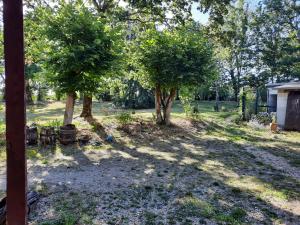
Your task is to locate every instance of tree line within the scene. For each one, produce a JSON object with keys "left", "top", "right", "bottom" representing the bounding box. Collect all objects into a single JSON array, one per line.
[{"left": 0, "top": 0, "right": 299, "bottom": 125}]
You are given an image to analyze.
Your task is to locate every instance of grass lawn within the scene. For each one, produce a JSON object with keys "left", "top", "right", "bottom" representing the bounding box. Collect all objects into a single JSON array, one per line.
[{"left": 0, "top": 100, "right": 299, "bottom": 225}]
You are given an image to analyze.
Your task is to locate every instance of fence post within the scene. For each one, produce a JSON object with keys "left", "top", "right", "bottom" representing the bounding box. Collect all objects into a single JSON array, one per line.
[
  {"left": 255, "top": 87, "right": 259, "bottom": 115},
  {"left": 242, "top": 91, "right": 246, "bottom": 121}
]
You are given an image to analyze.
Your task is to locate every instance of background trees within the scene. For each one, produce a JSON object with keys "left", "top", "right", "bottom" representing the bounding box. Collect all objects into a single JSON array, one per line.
[
  {"left": 0, "top": 0, "right": 296, "bottom": 126},
  {"left": 251, "top": 0, "right": 299, "bottom": 82},
  {"left": 134, "top": 25, "right": 216, "bottom": 125}
]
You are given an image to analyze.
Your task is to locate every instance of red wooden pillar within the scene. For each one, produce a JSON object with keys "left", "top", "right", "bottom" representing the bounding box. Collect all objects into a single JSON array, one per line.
[{"left": 3, "top": 0, "right": 27, "bottom": 224}]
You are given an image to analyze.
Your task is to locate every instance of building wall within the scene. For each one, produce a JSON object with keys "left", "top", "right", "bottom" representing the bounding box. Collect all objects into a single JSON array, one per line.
[{"left": 277, "top": 91, "right": 288, "bottom": 127}]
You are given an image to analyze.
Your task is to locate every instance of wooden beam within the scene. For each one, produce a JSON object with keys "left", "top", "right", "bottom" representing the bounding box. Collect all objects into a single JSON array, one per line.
[{"left": 3, "top": 0, "right": 27, "bottom": 224}]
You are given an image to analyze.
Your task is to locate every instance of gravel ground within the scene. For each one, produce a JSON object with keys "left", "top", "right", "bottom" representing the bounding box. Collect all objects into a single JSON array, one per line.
[{"left": 0, "top": 118, "right": 299, "bottom": 225}]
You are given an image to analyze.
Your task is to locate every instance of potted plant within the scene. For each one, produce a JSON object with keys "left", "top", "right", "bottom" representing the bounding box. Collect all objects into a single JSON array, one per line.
[{"left": 270, "top": 113, "right": 278, "bottom": 132}]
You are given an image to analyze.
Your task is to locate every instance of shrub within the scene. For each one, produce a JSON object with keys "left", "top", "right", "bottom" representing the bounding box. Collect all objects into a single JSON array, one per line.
[
  {"left": 116, "top": 112, "right": 133, "bottom": 126},
  {"left": 250, "top": 112, "right": 272, "bottom": 125},
  {"left": 44, "top": 119, "right": 63, "bottom": 128},
  {"left": 180, "top": 87, "right": 201, "bottom": 119}
]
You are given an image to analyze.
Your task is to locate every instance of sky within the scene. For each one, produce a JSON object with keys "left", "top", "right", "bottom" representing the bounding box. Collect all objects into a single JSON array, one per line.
[{"left": 192, "top": 0, "right": 261, "bottom": 24}]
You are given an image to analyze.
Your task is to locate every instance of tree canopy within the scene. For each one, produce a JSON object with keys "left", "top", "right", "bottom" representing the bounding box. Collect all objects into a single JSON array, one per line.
[
  {"left": 134, "top": 24, "right": 216, "bottom": 124},
  {"left": 136, "top": 25, "right": 216, "bottom": 89},
  {"left": 43, "top": 1, "right": 119, "bottom": 94}
]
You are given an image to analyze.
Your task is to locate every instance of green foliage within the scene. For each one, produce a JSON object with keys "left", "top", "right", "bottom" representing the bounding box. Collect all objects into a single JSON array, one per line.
[
  {"left": 250, "top": 112, "right": 272, "bottom": 125},
  {"left": 43, "top": 1, "right": 120, "bottom": 94},
  {"left": 240, "top": 88, "right": 256, "bottom": 120},
  {"left": 90, "top": 0, "right": 231, "bottom": 25},
  {"left": 180, "top": 87, "right": 200, "bottom": 119},
  {"left": 176, "top": 196, "right": 215, "bottom": 219},
  {"left": 134, "top": 24, "right": 217, "bottom": 90},
  {"left": 250, "top": 0, "right": 300, "bottom": 82},
  {"left": 230, "top": 207, "right": 247, "bottom": 220},
  {"left": 116, "top": 112, "right": 133, "bottom": 126},
  {"left": 44, "top": 119, "right": 63, "bottom": 128},
  {"left": 113, "top": 79, "right": 155, "bottom": 109}
]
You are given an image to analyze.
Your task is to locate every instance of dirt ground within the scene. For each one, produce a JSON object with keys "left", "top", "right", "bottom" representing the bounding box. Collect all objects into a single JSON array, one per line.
[{"left": 0, "top": 102, "right": 299, "bottom": 225}]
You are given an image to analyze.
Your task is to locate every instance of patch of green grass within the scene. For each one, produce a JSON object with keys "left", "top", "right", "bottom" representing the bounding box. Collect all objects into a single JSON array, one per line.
[
  {"left": 175, "top": 195, "right": 247, "bottom": 224},
  {"left": 143, "top": 210, "right": 158, "bottom": 225},
  {"left": 40, "top": 212, "right": 77, "bottom": 225},
  {"left": 290, "top": 158, "right": 300, "bottom": 168},
  {"left": 176, "top": 196, "right": 215, "bottom": 219},
  {"left": 27, "top": 149, "right": 42, "bottom": 159},
  {"left": 41, "top": 192, "right": 97, "bottom": 225},
  {"left": 44, "top": 119, "right": 63, "bottom": 128},
  {"left": 230, "top": 207, "right": 247, "bottom": 220}
]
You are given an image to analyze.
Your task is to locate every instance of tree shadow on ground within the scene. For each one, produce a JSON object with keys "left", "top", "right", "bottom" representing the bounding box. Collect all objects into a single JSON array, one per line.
[{"left": 28, "top": 118, "right": 300, "bottom": 224}]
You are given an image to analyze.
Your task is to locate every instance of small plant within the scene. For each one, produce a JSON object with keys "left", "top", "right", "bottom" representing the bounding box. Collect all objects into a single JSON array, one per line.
[
  {"left": 270, "top": 112, "right": 278, "bottom": 132},
  {"left": 176, "top": 196, "right": 215, "bottom": 219},
  {"left": 44, "top": 119, "right": 63, "bottom": 128},
  {"left": 180, "top": 86, "right": 200, "bottom": 119},
  {"left": 271, "top": 112, "right": 277, "bottom": 123},
  {"left": 116, "top": 112, "right": 133, "bottom": 126},
  {"left": 230, "top": 207, "right": 247, "bottom": 220}
]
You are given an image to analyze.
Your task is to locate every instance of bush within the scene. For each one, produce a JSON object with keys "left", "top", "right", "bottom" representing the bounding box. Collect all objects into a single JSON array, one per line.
[
  {"left": 250, "top": 112, "right": 272, "bottom": 125},
  {"left": 116, "top": 112, "right": 133, "bottom": 126},
  {"left": 44, "top": 119, "right": 63, "bottom": 128},
  {"left": 180, "top": 87, "right": 201, "bottom": 119}
]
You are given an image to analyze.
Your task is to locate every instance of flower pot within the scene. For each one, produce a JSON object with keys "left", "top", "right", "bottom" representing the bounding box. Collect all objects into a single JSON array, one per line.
[{"left": 270, "top": 122, "right": 278, "bottom": 133}]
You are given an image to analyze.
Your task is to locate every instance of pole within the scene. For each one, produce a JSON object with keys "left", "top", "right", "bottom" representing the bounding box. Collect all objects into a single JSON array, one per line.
[
  {"left": 242, "top": 90, "right": 246, "bottom": 121},
  {"left": 3, "top": 0, "right": 27, "bottom": 224}
]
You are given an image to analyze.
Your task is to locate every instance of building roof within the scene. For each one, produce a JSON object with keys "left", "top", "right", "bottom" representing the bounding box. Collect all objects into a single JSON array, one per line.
[{"left": 274, "top": 82, "right": 300, "bottom": 90}]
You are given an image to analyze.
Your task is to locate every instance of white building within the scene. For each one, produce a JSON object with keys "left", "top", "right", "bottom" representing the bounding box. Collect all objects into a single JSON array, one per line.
[{"left": 267, "top": 81, "right": 300, "bottom": 131}]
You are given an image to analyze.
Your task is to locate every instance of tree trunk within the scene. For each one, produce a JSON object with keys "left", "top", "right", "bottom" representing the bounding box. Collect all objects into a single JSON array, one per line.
[
  {"left": 80, "top": 95, "right": 93, "bottom": 118},
  {"left": 63, "top": 92, "right": 76, "bottom": 125},
  {"left": 25, "top": 79, "right": 33, "bottom": 105},
  {"left": 37, "top": 86, "right": 43, "bottom": 102},
  {"left": 162, "top": 88, "right": 176, "bottom": 126},
  {"left": 230, "top": 69, "right": 239, "bottom": 103},
  {"left": 155, "top": 86, "right": 163, "bottom": 124}
]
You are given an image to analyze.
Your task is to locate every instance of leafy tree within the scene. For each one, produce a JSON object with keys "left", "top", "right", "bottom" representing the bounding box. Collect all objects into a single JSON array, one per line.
[
  {"left": 210, "top": 0, "right": 250, "bottom": 102},
  {"left": 251, "top": 0, "right": 299, "bottom": 82},
  {"left": 43, "top": 1, "right": 119, "bottom": 124},
  {"left": 134, "top": 24, "right": 216, "bottom": 125},
  {"left": 90, "top": 0, "right": 231, "bottom": 25}
]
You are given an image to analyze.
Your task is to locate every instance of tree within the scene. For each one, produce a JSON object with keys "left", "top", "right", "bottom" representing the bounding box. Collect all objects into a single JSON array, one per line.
[
  {"left": 90, "top": 0, "right": 231, "bottom": 26},
  {"left": 135, "top": 24, "right": 216, "bottom": 125},
  {"left": 210, "top": 0, "right": 250, "bottom": 102},
  {"left": 43, "top": 1, "right": 118, "bottom": 124},
  {"left": 251, "top": 0, "right": 300, "bottom": 82}
]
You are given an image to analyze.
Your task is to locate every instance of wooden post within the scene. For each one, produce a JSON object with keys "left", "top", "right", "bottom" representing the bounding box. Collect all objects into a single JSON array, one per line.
[{"left": 3, "top": 0, "right": 27, "bottom": 224}]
